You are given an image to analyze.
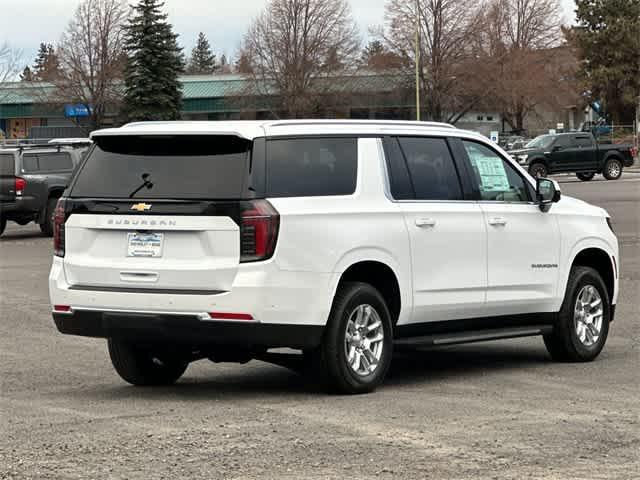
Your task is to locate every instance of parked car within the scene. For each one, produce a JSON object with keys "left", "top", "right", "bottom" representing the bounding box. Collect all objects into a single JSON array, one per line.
[
  {"left": 509, "top": 132, "right": 636, "bottom": 180},
  {"left": 0, "top": 145, "right": 84, "bottom": 236},
  {"left": 50, "top": 120, "right": 619, "bottom": 394}
]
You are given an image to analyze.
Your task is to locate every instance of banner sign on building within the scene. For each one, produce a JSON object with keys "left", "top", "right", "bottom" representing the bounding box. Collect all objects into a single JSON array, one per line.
[{"left": 64, "top": 104, "right": 92, "bottom": 118}]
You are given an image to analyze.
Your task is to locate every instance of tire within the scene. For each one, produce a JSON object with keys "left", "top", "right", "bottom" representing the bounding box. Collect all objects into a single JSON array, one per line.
[
  {"left": 108, "top": 339, "right": 188, "bottom": 386},
  {"left": 39, "top": 197, "right": 58, "bottom": 237},
  {"left": 529, "top": 162, "right": 548, "bottom": 178},
  {"left": 543, "top": 266, "right": 610, "bottom": 362},
  {"left": 0, "top": 217, "right": 5, "bottom": 237},
  {"left": 311, "top": 282, "right": 393, "bottom": 394},
  {"left": 602, "top": 158, "right": 623, "bottom": 180},
  {"left": 576, "top": 172, "right": 595, "bottom": 181}
]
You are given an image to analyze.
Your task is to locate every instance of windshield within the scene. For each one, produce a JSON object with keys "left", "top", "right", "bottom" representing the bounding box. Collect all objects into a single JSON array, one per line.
[{"left": 525, "top": 135, "right": 556, "bottom": 149}]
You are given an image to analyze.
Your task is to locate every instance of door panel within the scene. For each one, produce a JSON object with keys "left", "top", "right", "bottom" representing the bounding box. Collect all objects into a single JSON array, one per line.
[
  {"left": 481, "top": 204, "right": 560, "bottom": 315},
  {"left": 401, "top": 203, "right": 487, "bottom": 322}
]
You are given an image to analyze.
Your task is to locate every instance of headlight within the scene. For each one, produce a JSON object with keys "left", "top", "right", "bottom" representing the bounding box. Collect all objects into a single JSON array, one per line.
[{"left": 517, "top": 154, "right": 528, "bottom": 164}]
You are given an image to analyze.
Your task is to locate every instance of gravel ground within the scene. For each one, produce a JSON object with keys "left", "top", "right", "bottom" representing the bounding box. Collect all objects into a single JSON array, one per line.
[{"left": 1, "top": 174, "right": 639, "bottom": 479}]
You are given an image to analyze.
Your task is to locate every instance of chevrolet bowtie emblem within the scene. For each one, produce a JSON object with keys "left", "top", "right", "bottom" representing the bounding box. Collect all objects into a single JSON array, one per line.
[{"left": 130, "top": 203, "right": 152, "bottom": 212}]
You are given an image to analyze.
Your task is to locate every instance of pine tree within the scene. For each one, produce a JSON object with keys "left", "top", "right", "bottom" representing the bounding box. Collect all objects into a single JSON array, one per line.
[
  {"left": 20, "top": 66, "right": 33, "bottom": 82},
  {"left": 123, "top": 0, "right": 185, "bottom": 121},
  {"left": 572, "top": 0, "right": 640, "bottom": 123},
  {"left": 188, "top": 32, "right": 217, "bottom": 74},
  {"left": 32, "top": 43, "right": 60, "bottom": 81}
]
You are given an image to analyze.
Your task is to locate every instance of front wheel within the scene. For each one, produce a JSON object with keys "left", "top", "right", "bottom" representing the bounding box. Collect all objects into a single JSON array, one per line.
[
  {"left": 529, "top": 162, "right": 548, "bottom": 178},
  {"left": 311, "top": 282, "right": 393, "bottom": 394},
  {"left": 108, "top": 339, "right": 188, "bottom": 386},
  {"left": 543, "top": 266, "right": 610, "bottom": 362},
  {"left": 602, "top": 158, "right": 623, "bottom": 180},
  {"left": 576, "top": 172, "right": 595, "bottom": 181}
]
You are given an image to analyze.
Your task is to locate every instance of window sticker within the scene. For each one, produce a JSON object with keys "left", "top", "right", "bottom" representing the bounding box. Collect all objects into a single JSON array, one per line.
[{"left": 467, "top": 149, "right": 510, "bottom": 192}]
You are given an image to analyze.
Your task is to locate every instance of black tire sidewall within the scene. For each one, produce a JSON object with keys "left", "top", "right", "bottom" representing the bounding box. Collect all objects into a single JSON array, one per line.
[
  {"left": 0, "top": 217, "right": 5, "bottom": 236},
  {"left": 557, "top": 267, "right": 610, "bottom": 360},
  {"left": 529, "top": 163, "right": 548, "bottom": 178},
  {"left": 40, "top": 198, "right": 57, "bottom": 236},
  {"left": 323, "top": 282, "right": 393, "bottom": 394},
  {"left": 108, "top": 339, "right": 188, "bottom": 386},
  {"left": 603, "top": 158, "right": 622, "bottom": 180}
]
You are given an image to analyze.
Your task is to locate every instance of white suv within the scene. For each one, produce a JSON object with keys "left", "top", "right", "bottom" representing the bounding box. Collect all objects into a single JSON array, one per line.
[{"left": 49, "top": 120, "right": 619, "bottom": 393}]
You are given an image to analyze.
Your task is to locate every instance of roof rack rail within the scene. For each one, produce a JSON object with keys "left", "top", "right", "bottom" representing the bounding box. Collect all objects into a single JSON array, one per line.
[
  {"left": 16, "top": 144, "right": 63, "bottom": 152},
  {"left": 268, "top": 120, "right": 456, "bottom": 130}
]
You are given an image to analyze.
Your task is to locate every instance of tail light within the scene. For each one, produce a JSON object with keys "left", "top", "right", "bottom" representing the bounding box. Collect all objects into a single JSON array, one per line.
[
  {"left": 631, "top": 146, "right": 638, "bottom": 158},
  {"left": 239, "top": 200, "right": 279, "bottom": 262},
  {"left": 53, "top": 198, "right": 68, "bottom": 257},
  {"left": 14, "top": 177, "right": 26, "bottom": 196}
]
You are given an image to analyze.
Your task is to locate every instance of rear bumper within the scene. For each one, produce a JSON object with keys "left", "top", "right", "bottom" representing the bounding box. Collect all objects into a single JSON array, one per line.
[{"left": 53, "top": 309, "right": 324, "bottom": 349}]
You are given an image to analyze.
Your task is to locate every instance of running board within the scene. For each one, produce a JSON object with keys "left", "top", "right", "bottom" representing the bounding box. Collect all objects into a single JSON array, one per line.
[{"left": 394, "top": 325, "right": 553, "bottom": 348}]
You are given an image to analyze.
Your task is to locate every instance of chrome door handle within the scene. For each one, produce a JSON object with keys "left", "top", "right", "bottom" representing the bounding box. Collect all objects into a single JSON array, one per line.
[
  {"left": 415, "top": 218, "right": 436, "bottom": 228},
  {"left": 488, "top": 217, "right": 507, "bottom": 226}
]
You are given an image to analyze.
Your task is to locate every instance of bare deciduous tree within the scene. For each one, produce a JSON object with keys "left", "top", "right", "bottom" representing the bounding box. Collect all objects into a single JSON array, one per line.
[
  {"left": 243, "top": 0, "right": 360, "bottom": 118},
  {"left": 0, "top": 43, "right": 22, "bottom": 102},
  {"left": 472, "top": 0, "right": 565, "bottom": 131},
  {"left": 382, "top": 0, "right": 482, "bottom": 122},
  {"left": 55, "top": 0, "right": 129, "bottom": 130}
]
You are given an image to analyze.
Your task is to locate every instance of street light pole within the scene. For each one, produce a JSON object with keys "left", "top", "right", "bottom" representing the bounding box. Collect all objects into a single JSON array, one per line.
[{"left": 415, "top": 0, "right": 420, "bottom": 122}]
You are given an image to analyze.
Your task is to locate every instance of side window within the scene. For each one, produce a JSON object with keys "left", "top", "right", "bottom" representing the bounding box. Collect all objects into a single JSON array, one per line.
[
  {"left": 21, "top": 154, "right": 39, "bottom": 172},
  {"left": 266, "top": 137, "right": 357, "bottom": 197},
  {"left": 0, "top": 154, "right": 15, "bottom": 175},
  {"left": 462, "top": 141, "right": 531, "bottom": 203},
  {"left": 397, "top": 137, "right": 462, "bottom": 200},
  {"left": 554, "top": 136, "right": 571, "bottom": 149},
  {"left": 574, "top": 136, "right": 593, "bottom": 148},
  {"left": 37, "top": 153, "right": 74, "bottom": 171}
]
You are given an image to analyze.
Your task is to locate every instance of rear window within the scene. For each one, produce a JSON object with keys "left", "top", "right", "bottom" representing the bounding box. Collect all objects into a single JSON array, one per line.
[
  {"left": 21, "top": 153, "right": 74, "bottom": 173},
  {"left": 70, "top": 135, "right": 252, "bottom": 199},
  {"left": 0, "top": 153, "right": 15, "bottom": 176},
  {"left": 266, "top": 137, "right": 357, "bottom": 197}
]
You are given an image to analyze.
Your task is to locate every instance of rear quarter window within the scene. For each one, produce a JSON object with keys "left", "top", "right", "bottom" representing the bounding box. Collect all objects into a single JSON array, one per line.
[
  {"left": 0, "top": 153, "right": 15, "bottom": 176},
  {"left": 265, "top": 137, "right": 357, "bottom": 197}
]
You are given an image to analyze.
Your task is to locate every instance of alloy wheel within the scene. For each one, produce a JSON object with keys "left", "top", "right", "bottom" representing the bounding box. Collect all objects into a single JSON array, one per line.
[{"left": 344, "top": 304, "right": 385, "bottom": 376}]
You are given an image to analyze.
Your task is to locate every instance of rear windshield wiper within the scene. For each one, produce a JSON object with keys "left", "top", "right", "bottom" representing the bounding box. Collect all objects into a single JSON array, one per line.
[{"left": 129, "top": 173, "right": 154, "bottom": 198}]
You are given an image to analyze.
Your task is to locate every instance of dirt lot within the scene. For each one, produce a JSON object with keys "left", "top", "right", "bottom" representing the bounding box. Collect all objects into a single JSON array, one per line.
[{"left": 1, "top": 174, "right": 639, "bottom": 479}]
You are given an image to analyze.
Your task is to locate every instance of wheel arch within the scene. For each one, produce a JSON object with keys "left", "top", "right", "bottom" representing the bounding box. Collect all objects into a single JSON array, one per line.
[
  {"left": 329, "top": 251, "right": 410, "bottom": 327},
  {"left": 562, "top": 242, "right": 617, "bottom": 310}
]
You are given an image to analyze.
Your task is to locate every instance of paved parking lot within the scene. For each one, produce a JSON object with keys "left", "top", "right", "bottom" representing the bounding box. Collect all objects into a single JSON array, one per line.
[{"left": 1, "top": 173, "right": 639, "bottom": 479}]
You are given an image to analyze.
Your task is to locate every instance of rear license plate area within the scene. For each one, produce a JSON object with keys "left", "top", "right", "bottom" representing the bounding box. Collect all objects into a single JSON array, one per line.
[{"left": 127, "top": 232, "right": 164, "bottom": 258}]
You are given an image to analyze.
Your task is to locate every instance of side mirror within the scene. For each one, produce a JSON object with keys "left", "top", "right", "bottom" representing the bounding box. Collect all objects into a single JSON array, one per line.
[
  {"left": 552, "top": 145, "right": 562, "bottom": 152},
  {"left": 536, "top": 178, "right": 561, "bottom": 212}
]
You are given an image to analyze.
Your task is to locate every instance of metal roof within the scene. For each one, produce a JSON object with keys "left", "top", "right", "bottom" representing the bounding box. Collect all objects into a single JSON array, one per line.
[{"left": 0, "top": 73, "right": 407, "bottom": 105}]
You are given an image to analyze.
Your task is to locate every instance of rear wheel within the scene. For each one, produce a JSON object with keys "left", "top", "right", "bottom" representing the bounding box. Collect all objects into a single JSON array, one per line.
[
  {"left": 108, "top": 339, "right": 188, "bottom": 386},
  {"left": 529, "top": 162, "right": 548, "bottom": 178},
  {"left": 39, "top": 197, "right": 58, "bottom": 237},
  {"left": 0, "top": 217, "right": 5, "bottom": 236},
  {"left": 576, "top": 172, "right": 595, "bottom": 181},
  {"left": 311, "top": 282, "right": 393, "bottom": 394},
  {"left": 543, "top": 266, "right": 610, "bottom": 362},
  {"left": 602, "top": 158, "right": 623, "bottom": 180}
]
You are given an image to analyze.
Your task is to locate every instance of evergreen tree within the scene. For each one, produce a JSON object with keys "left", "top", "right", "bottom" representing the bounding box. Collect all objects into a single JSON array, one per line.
[
  {"left": 123, "top": 0, "right": 185, "bottom": 121},
  {"left": 572, "top": 0, "right": 640, "bottom": 122},
  {"left": 20, "top": 66, "right": 33, "bottom": 82},
  {"left": 188, "top": 32, "right": 217, "bottom": 74},
  {"left": 32, "top": 43, "right": 60, "bottom": 81}
]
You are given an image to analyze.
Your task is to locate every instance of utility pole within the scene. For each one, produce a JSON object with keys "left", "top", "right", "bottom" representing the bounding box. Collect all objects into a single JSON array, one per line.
[{"left": 415, "top": 0, "right": 421, "bottom": 122}]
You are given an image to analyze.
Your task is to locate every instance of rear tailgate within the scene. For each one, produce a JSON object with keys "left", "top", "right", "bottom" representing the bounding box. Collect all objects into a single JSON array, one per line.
[
  {"left": 62, "top": 133, "right": 259, "bottom": 294},
  {"left": 63, "top": 214, "right": 239, "bottom": 293},
  {"left": 0, "top": 152, "right": 16, "bottom": 203}
]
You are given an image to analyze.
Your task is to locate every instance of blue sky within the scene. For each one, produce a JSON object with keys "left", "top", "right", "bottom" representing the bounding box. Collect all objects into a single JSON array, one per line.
[{"left": 1, "top": 0, "right": 577, "bottom": 69}]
